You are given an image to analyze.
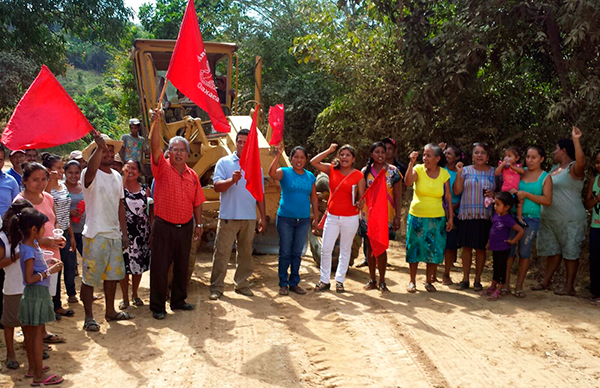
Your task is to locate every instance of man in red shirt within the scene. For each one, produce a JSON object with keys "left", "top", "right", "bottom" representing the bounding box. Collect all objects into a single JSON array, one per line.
[{"left": 149, "top": 111, "right": 205, "bottom": 320}]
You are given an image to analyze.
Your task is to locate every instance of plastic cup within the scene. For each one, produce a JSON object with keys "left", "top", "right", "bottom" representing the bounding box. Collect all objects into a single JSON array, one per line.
[
  {"left": 42, "top": 250, "right": 54, "bottom": 265},
  {"left": 52, "top": 229, "right": 64, "bottom": 239}
]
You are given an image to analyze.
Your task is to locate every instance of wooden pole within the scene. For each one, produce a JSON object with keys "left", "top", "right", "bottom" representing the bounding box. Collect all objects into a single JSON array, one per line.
[{"left": 148, "top": 80, "right": 168, "bottom": 141}]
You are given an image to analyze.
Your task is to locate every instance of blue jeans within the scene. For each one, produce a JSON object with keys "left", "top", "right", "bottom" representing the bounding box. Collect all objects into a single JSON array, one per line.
[
  {"left": 276, "top": 216, "right": 310, "bottom": 287},
  {"left": 61, "top": 232, "right": 78, "bottom": 297},
  {"left": 509, "top": 217, "right": 540, "bottom": 259}
]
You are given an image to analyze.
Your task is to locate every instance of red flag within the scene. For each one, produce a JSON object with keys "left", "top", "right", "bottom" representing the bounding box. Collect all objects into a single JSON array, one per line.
[
  {"left": 165, "top": 0, "right": 230, "bottom": 133},
  {"left": 239, "top": 107, "right": 263, "bottom": 202},
  {"left": 268, "top": 104, "right": 284, "bottom": 145},
  {"left": 365, "top": 170, "right": 389, "bottom": 257},
  {"left": 2, "top": 65, "right": 94, "bottom": 149}
]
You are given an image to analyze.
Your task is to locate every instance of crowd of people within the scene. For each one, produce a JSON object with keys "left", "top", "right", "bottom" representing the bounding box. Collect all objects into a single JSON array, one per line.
[{"left": 0, "top": 113, "right": 596, "bottom": 386}]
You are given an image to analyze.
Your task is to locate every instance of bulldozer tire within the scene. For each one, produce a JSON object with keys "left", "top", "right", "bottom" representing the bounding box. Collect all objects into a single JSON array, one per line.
[{"left": 307, "top": 230, "right": 362, "bottom": 271}]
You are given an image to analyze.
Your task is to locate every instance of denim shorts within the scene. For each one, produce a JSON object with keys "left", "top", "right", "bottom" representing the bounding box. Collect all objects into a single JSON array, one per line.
[{"left": 509, "top": 217, "right": 540, "bottom": 259}]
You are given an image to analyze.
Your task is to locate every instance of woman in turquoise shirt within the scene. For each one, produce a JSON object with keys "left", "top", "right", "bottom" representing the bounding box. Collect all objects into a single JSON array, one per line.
[
  {"left": 269, "top": 143, "right": 319, "bottom": 296},
  {"left": 505, "top": 146, "right": 553, "bottom": 298}
]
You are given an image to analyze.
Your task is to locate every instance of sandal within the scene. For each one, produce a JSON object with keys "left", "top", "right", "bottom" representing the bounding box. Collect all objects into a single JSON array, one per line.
[
  {"left": 56, "top": 309, "right": 74, "bottom": 317},
  {"left": 43, "top": 334, "right": 66, "bottom": 344},
  {"left": 105, "top": 311, "right": 134, "bottom": 322},
  {"left": 488, "top": 289, "right": 502, "bottom": 301},
  {"left": 335, "top": 281, "right": 345, "bottom": 293},
  {"left": 501, "top": 288, "right": 510, "bottom": 296},
  {"left": 458, "top": 280, "right": 469, "bottom": 290},
  {"left": 31, "top": 374, "right": 63, "bottom": 386},
  {"left": 473, "top": 282, "right": 483, "bottom": 292},
  {"left": 314, "top": 282, "right": 330, "bottom": 292},
  {"left": 514, "top": 290, "right": 526, "bottom": 298},
  {"left": 379, "top": 282, "right": 390, "bottom": 293},
  {"left": 530, "top": 283, "right": 548, "bottom": 291},
  {"left": 133, "top": 298, "right": 144, "bottom": 307},
  {"left": 554, "top": 288, "right": 577, "bottom": 297},
  {"left": 407, "top": 282, "right": 417, "bottom": 293},
  {"left": 83, "top": 318, "right": 100, "bottom": 332},
  {"left": 442, "top": 277, "right": 453, "bottom": 286},
  {"left": 118, "top": 300, "right": 129, "bottom": 310},
  {"left": 364, "top": 280, "right": 378, "bottom": 291},
  {"left": 424, "top": 283, "right": 437, "bottom": 293},
  {"left": 4, "top": 359, "right": 19, "bottom": 369}
]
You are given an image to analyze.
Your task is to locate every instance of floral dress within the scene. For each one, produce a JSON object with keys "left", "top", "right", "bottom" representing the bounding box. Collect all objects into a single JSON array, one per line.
[{"left": 123, "top": 186, "right": 151, "bottom": 274}]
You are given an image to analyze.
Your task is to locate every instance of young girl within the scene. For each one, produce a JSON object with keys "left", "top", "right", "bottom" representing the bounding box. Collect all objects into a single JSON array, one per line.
[
  {"left": 494, "top": 146, "right": 527, "bottom": 226},
  {"left": 439, "top": 144, "right": 462, "bottom": 285},
  {"left": 0, "top": 200, "right": 33, "bottom": 370},
  {"left": 585, "top": 151, "right": 600, "bottom": 304},
  {"left": 484, "top": 192, "right": 524, "bottom": 300},
  {"left": 119, "top": 160, "right": 152, "bottom": 308},
  {"left": 11, "top": 208, "right": 64, "bottom": 386}
]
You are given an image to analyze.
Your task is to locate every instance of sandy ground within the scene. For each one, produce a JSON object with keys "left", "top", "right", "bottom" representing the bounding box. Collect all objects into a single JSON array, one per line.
[{"left": 1, "top": 240, "right": 600, "bottom": 387}]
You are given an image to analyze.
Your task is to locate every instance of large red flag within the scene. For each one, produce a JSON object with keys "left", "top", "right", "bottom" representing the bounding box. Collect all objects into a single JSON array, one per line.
[
  {"left": 165, "top": 0, "right": 230, "bottom": 133},
  {"left": 239, "top": 107, "right": 263, "bottom": 202},
  {"left": 365, "top": 170, "right": 389, "bottom": 257},
  {"left": 268, "top": 104, "right": 284, "bottom": 145},
  {"left": 2, "top": 65, "right": 94, "bottom": 149}
]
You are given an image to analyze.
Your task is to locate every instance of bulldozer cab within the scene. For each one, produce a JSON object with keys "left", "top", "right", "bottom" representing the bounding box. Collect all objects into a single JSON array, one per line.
[{"left": 130, "top": 39, "right": 289, "bottom": 253}]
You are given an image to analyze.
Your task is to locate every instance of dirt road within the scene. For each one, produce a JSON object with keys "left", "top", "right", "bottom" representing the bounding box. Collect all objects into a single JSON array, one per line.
[{"left": 2, "top": 241, "right": 600, "bottom": 387}]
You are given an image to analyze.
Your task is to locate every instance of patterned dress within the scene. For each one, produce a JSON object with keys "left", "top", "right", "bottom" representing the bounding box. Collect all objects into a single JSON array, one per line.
[{"left": 123, "top": 186, "right": 151, "bottom": 274}]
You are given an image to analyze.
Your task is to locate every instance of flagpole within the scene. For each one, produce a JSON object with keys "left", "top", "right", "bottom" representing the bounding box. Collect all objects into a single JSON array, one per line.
[{"left": 148, "top": 80, "right": 169, "bottom": 141}]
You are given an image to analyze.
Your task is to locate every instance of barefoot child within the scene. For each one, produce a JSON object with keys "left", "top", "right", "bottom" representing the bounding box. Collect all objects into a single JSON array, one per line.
[
  {"left": 495, "top": 146, "right": 527, "bottom": 227},
  {"left": 484, "top": 192, "right": 524, "bottom": 300},
  {"left": 10, "top": 208, "right": 64, "bottom": 385}
]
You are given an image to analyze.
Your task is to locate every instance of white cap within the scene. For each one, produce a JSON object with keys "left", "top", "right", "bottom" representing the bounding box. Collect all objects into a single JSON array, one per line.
[
  {"left": 69, "top": 150, "right": 83, "bottom": 160},
  {"left": 129, "top": 118, "right": 141, "bottom": 125}
]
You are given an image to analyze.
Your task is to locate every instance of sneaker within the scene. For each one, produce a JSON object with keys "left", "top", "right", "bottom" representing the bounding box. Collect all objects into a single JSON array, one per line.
[
  {"left": 314, "top": 282, "right": 331, "bottom": 292},
  {"left": 235, "top": 287, "right": 254, "bottom": 297},
  {"left": 289, "top": 285, "right": 306, "bottom": 295},
  {"left": 208, "top": 291, "right": 222, "bottom": 300},
  {"left": 488, "top": 289, "right": 502, "bottom": 301},
  {"left": 335, "top": 281, "right": 345, "bottom": 293},
  {"left": 482, "top": 286, "right": 496, "bottom": 296}
]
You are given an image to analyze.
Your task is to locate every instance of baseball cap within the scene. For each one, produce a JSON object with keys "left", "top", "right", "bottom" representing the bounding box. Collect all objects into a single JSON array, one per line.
[
  {"left": 129, "top": 118, "right": 141, "bottom": 125},
  {"left": 69, "top": 150, "right": 83, "bottom": 160},
  {"left": 9, "top": 150, "right": 25, "bottom": 156}
]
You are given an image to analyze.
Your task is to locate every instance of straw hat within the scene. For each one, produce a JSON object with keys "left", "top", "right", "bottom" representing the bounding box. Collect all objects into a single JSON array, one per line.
[{"left": 82, "top": 134, "right": 123, "bottom": 162}]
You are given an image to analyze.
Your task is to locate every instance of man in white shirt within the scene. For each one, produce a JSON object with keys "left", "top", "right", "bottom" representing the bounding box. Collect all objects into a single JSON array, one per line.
[{"left": 80, "top": 131, "right": 132, "bottom": 331}]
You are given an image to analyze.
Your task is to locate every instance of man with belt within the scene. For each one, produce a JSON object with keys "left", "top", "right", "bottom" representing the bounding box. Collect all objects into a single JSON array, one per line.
[
  {"left": 209, "top": 129, "right": 266, "bottom": 300},
  {"left": 150, "top": 111, "right": 205, "bottom": 320}
]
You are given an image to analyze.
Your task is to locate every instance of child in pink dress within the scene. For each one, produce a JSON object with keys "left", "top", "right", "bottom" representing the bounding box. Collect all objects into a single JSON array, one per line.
[{"left": 494, "top": 146, "right": 526, "bottom": 227}]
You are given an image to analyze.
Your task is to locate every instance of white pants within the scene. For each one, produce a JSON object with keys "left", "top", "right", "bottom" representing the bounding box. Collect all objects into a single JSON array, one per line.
[{"left": 320, "top": 214, "right": 359, "bottom": 284}]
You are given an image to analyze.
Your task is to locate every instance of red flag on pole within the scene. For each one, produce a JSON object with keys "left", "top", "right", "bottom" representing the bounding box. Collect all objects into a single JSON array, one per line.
[
  {"left": 268, "top": 104, "right": 284, "bottom": 145},
  {"left": 2, "top": 65, "right": 94, "bottom": 149},
  {"left": 239, "top": 107, "right": 264, "bottom": 202},
  {"left": 165, "top": 0, "right": 230, "bottom": 133},
  {"left": 365, "top": 170, "right": 389, "bottom": 257}
]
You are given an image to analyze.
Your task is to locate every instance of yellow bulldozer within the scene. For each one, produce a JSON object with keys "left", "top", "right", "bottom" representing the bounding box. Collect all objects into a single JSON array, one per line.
[{"left": 130, "top": 39, "right": 361, "bottom": 264}]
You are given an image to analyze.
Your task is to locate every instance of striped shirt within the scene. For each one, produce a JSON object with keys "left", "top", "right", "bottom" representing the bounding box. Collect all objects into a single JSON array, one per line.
[
  {"left": 457, "top": 166, "right": 495, "bottom": 221},
  {"left": 50, "top": 181, "right": 72, "bottom": 230}
]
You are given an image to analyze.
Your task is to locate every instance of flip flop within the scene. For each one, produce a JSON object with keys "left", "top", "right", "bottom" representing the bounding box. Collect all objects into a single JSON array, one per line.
[
  {"left": 4, "top": 359, "right": 19, "bottom": 369},
  {"left": 554, "top": 289, "right": 577, "bottom": 297},
  {"left": 118, "top": 301, "right": 129, "bottom": 310},
  {"left": 43, "top": 334, "right": 66, "bottom": 344},
  {"left": 442, "top": 278, "right": 453, "bottom": 286},
  {"left": 133, "top": 298, "right": 144, "bottom": 307},
  {"left": 514, "top": 290, "right": 526, "bottom": 298},
  {"left": 31, "top": 374, "right": 63, "bottom": 386},
  {"left": 407, "top": 282, "right": 417, "bottom": 293},
  {"left": 105, "top": 311, "right": 134, "bottom": 322},
  {"left": 530, "top": 283, "right": 548, "bottom": 291},
  {"left": 25, "top": 365, "right": 50, "bottom": 377},
  {"left": 83, "top": 318, "right": 100, "bottom": 332}
]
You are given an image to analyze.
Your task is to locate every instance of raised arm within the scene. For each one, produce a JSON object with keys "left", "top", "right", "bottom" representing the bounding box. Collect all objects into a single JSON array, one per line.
[
  {"left": 571, "top": 126, "right": 585, "bottom": 180},
  {"left": 149, "top": 110, "right": 165, "bottom": 166},
  {"left": 453, "top": 162, "right": 465, "bottom": 195},
  {"left": 84, "top": 130, "right": 107, "bottom": 188},
  {"left": 517, "top": 175, "right": 553, "bottom": 207},
  {"left": 268, "top": 142, "right": 284, "bottom": 181},
  {"left": 494, "top": 160, "right": 506, "bottom": 176},
  {"left": 403, "top": 151, "right": 419, "bottom": 186},
  {"left": 310, "top": 143, "right": 338, "bottom": 174}
]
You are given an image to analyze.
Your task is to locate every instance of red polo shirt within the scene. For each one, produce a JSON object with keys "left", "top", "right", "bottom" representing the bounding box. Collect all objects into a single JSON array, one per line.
[{"left": 151, "top": 153, "right": 205, "bottom": 224}]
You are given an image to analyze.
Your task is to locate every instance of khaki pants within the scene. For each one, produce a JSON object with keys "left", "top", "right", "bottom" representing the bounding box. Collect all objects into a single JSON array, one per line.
[{"left": 209, "top": 219, "right": 256, "bottom": 293}]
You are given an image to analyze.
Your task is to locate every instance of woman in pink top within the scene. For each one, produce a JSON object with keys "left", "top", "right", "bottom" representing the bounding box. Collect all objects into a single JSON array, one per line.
[{"left": 15, "top": 162, "right": 67, "bottom": 341}]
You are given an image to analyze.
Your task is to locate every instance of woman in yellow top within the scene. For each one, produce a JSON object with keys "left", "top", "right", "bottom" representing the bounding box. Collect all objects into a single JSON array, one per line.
[{"left": 404, "top": 144, "right": 454, "bottom": 293}]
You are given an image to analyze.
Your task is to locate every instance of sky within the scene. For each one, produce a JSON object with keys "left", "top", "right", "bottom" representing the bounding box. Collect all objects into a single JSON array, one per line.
[{"left": 124, "top": 0, "right": 155, "bottom": 22}]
